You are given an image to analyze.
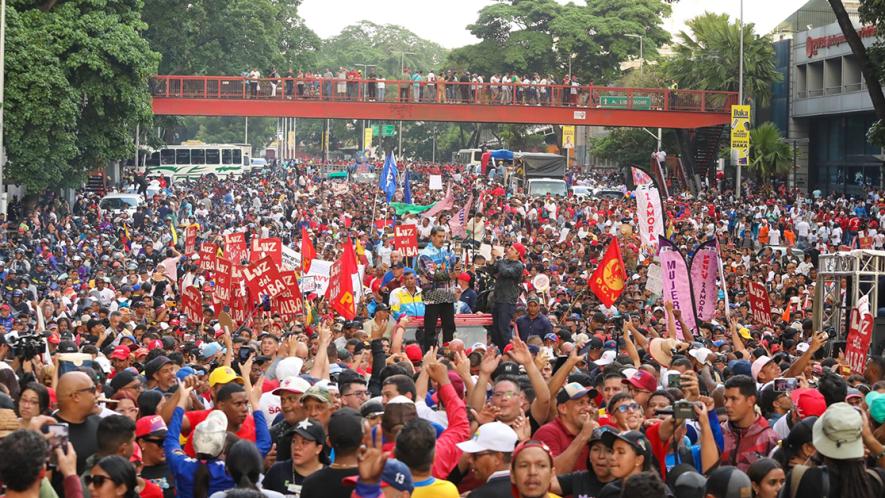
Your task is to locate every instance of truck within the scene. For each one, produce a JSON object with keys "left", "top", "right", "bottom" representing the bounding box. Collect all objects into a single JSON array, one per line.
[{"left": 508, "top": 152, "right": 568, "bottom": 197}]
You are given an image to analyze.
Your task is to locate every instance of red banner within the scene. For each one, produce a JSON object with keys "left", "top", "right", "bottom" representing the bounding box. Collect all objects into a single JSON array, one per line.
[
  {"left": 860, "top": 236, "right": 873, "bottom": 249},
  {"left": 747, "top": 281, "right": 773, "bottom": 328},
  {"left": 394, "top": 224, "right": 419, "bottom": 257},
  {"left": 846, "top": 303, "right": 874, "bottom": 374},
  {"left": 230, "top": 294, "right": 248, "bottom": 324},
  {"left": 251, "top": 237, "right": 283, "bottom": 267},
  {"left": 214, "top": 257, "right": 233, "bottom": 304},
  {"left": 198, "top": 243, "right": 218, "bottom": 272},
  {"left": 181, "top": 286, "right": 203, "bottom": 324},
  {"left": 242, "top": 256, "right": 287, "bottom": 299},
  {"left": 588, "top": 238, "right": 627, "bottom": 307},
  {"left": 185, "top": 225, "right": 198, "bottom": 256},
  {"left": 224, "top": 232, "right": 248, "bottom": 264}
]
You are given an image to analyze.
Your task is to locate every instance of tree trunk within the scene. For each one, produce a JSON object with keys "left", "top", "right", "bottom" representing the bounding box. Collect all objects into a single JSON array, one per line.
[{"left": 829, "top": 0, "right": 885, "bottom": 120}]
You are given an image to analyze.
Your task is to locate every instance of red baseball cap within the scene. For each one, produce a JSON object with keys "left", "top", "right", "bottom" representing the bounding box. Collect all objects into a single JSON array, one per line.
[
  {"left": 404, "top": 344, "right": 423, "bottom": 363},
  {"left": 110, "top": 345, "right": 131, "bottom": 361},
  {"left": 457, "top": 273, "right": 471, "bottom": 283},
  {"left": 790, "top": 388, "right": 826, "bottom": 418},
  {"left": 622, "top": 370, "right": 657, "bottom": 393},
  {"left": 135, "top": 415, "right": 168, "bottom": 439},
  {"left": 47, "top": 334, "right": 60, "bottom": 345}
]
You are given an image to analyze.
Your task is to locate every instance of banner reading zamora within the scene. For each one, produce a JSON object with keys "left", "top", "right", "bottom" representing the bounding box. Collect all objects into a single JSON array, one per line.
[{"left": 730, "top": 105, "right": 751, "bottom": 166}]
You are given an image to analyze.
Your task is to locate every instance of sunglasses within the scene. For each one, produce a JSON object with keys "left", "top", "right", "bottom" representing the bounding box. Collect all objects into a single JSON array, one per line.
[
  {"left": 85, "top": 475, "right": 113, "bottom": 487},
  {"left": 142, "top": 438, "right": 164, "bottom": 446}
]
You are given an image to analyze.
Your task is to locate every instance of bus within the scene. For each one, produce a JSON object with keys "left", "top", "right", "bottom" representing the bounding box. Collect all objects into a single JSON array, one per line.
[
  {"left": 453, "top": 148, "right": 483, "bottom": 174},
  {"left": 141, "top": 143, "right": 253, "bottom": 180}
]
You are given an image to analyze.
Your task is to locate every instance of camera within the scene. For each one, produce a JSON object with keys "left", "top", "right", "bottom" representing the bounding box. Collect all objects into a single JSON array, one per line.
[
  {"left": 12, "top": 334, "right": 45, "bottom": 360},
  {"left": 773, "top": 377, "right": 798, "bottom": 392},
  {"left": 238, "top": 346, "right": 253, "bottom": 363},
  {"left": 673, "top": 400, "right": 695, "bottom": 420},
  {"left": 668, "top": 372, "right": 682, "bottom": 389}
]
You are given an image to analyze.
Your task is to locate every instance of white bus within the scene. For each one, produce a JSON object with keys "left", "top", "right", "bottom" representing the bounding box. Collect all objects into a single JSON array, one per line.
[
  {"left": 453, "top": 148, "right": 483, "bottom": 174},
  {"left": 143, "top": 143, "right": 253, "bottom": 180}
]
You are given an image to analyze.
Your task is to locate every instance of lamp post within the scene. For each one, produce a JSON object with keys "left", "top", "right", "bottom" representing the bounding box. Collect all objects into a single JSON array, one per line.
[
  {"left": 0, "top": 0, "right": 7, "bottom": 214},
  {"left": 568, "top": 53, "right": 577, "bottom": 80},
  {"left": 625, "top": 33, "right": 644, "bottom": 75},
  {"left": 355, "top": 63, "right": 376, "bottom": 151},
  {"left": 736, "top": 0, "right": 745, "bottom": 199},
  {"left": 398, "top": 52, "right": 416, "bottom": 159}
]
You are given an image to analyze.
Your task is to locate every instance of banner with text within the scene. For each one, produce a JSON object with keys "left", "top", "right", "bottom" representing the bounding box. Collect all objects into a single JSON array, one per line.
[
  {"left": 690, "top": 239, "right": 720, "bottom": 321},
  {"left": 659, "top": 237, "right": 697, "bottom": 340},
  {"left": 747, "top": 281, "right": 774, "bottom": 328}
]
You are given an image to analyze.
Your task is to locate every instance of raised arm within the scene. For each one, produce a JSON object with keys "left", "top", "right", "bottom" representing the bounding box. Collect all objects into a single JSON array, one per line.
[
  {"left": 309, "top": 321, "right": 332, "bottom": 380},
  {"left": 508, "top": 335, "right": 551, "bottom": 425},
  {"left": 546, "top": 347, "right": 580, "bottom": 422},
  {"left": 621, "top": 322, "right": 641, "bottom": 368},
  {"left": 468, "top": 348, "right": 500, "bottom": 413}
]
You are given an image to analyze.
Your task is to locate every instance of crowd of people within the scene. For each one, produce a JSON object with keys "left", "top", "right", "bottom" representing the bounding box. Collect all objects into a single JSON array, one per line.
[
  {"left": 235, "top": 66, "right": 591, "bottom": 106},
  {"left": 0, "top": 157, "right": 883, "bottom": 498}
]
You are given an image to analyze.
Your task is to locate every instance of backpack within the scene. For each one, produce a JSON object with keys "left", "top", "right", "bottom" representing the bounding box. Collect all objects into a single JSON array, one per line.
[{"left": 788, "top": 464, "right": 884, "bottom": 498}]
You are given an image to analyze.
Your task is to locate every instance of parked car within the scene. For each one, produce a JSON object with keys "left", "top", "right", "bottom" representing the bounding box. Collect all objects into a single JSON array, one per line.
[{"left": 99, "top": 193, "right": 144, "bottom": 217}]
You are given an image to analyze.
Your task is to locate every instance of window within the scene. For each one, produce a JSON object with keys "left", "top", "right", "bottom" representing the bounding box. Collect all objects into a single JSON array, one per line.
[
  {"left": 232, "top": 150, "right": 242, "bottom": 164},
  {"left": 176, "top": 149, "right": 191, "bottom": 164},
  {"left": 160, "top": 149, "right": 176, "bottom": 165},
  {"left": 206, "top": 149, "right": 220, "bottom": 164},
  {"left": 191, "top": 149, "right": 205, "bottom": 165},
  {"left": 147, "top": 152, "right": 160, "bottom": 166},
  {"left": 222, "top": 149, "right": 232, "bottom": 164}
]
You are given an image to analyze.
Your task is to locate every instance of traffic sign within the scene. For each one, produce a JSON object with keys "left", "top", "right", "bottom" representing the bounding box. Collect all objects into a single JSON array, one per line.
[
  {"left": 599, "top": 95, "right": 652, "bottom": 110},
  {"left": 382, "top": 124, "right": 396, "bottom": 137}
]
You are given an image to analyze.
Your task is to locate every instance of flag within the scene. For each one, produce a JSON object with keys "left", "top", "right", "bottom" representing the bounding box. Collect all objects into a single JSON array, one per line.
[
  {"left": 120, "top": 223, "right": 131, "bottom": 253},
  {"left": 382, "top": 152, "right": 399, "bottom": 202},
  {"left": 631, "top": 166, "right": 654, "bottom": 187},
  {"left": 403, "top": 170, "right": 413, "bottom": 204},
  {"left": 634, "top": 182, "right": 665, "bottom": 253},
  {"left": 327, "top": 238, "right": 358, "bottom": 320},
  {"left": 423, "top": 182, "right": 454, "bottom": 219},
  {"left": 448, "top": 193, "right": 473, "bottom": 238},
  {"left": 300, "top": 226, "right": 315, "bottom": 274},
  {"left": 588, "top": 238, "right": 627, "bottom": 307},
  {"left": 690, "top": 239, "right": 719, "bottom": 321},
  {"left": 169, "top": 220, "right": 178, "bottom": 246}
]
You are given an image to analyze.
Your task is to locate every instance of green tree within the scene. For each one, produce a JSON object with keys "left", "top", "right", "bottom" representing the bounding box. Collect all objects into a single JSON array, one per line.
[
  {"left": 667, "top": 13, "right": 779, "bottom": 104},
  {"left": 5, "top": 0, "right": 159, "bottom": 191},
  {"left": 448, "top": 0, "right": 671, "bottom": 84},
  {"left": 316, "top": 21, "right": 448, "bottom": 78},
  {"left": 748, "top": 122, "right": 792, "bottom": 185},
  {"left": 589, "top": 128, "right": 676, "bottom": 165}
]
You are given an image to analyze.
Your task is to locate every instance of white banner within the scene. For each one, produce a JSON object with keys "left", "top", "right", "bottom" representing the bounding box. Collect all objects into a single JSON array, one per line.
[
  {"left": 281, "top": 246, "right": 301, "bottom": 271},
  {"left": 305, "top": 259, "right": 333, "bottom": 296},
  {"left": 429, "top": 175, "right": 443, "bottom": 190},
  {"left": 636, "top": 186, "right": 665, "bottom": 253}
]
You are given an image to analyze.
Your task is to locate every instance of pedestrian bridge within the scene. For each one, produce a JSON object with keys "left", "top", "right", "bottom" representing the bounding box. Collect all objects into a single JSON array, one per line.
[{"left": 150, "top": 75, "right": 736, "bottom": 128}]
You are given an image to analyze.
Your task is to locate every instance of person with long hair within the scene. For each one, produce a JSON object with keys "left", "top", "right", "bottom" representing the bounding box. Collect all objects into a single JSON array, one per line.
[
  {"left": 16, "top": 382, "right": 50, "bottom": 428},
  {"left": 86, "top": 455, "right": 138, "bottom": 498},
  {"left": 770, "top": 416, "right": 817, "bottom": 472},
  {"left": 111, "top": 390, "right": 139, "bottom": 421},
  {"left": 746, "top": 458, "right": 784, "bottom": 498},
  {"left": 208, "top": 440, "right": 283, "bottom": 498},
  {"left": 781, "top": 403, "right": 885, "bottom": 498}
]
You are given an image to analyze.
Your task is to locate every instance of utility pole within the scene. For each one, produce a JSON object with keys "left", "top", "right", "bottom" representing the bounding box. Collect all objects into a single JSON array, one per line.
[
  {"left": 244, "top": 117, "right": 249, "bottom": 145},
  {"left": 625, "top": 34, "right": 644, "bottom": 76},
  {"left": 735, "top": 0, "right": 745, "bottom": 199},
  {"left": 0, "top": 0, "right": 7, "bottom": 214}
]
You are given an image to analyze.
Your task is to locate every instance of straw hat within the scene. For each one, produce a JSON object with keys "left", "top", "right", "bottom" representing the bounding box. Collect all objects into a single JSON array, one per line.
[
  {"left": 0, "top": 409, "right": 19, "bottom": 438},
  {"left": 649, "top": 338, "right": 680, "bottom": 368}
]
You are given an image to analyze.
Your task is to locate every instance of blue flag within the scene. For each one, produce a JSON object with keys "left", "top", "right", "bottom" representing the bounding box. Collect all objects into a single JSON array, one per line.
[
  {"left": 379, "top": 153, "right": 390, "bottom": 191},
  {"left": 403, "top": 170, "right": 413, "bottom": 204},
  {"left": 383, "top": 153, "right": 399, "bottom": 202}
]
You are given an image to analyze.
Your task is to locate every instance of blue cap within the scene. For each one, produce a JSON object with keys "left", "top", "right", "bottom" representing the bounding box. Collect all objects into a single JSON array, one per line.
[
  {"left": 727, "top": 359, "right": 752, "bottom": 377},
  {"left": 604, "top": 340, "right": 617, "bottom": 350},
  {"left": 712, "top": 340, "right": 726, "bottom": 347},
  {"left": 381, "top": 459, "right": 414, "bottom": 492},
  {"left": 176, "top": 366, "right": 205, "bottom": 381},
  {"left": 528, "top": 344, "right": 540, "bottom": 355}
]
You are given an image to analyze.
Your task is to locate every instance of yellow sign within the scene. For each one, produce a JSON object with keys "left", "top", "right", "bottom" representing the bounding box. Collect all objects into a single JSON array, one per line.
[
  {"left": 730, "top": 105, "right": 750, "bottom": 165},
  {"left": 562, "top": 125, "right": 576, "bottom": 150},
  {"left": 363, "top": 127, "right": 373, "bottom": 149}
]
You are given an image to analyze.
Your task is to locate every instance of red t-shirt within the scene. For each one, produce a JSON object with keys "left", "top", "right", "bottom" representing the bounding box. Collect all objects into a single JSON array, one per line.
[
  {"left": 140, "top": 479, "right": 164, "bottom": 498},
  {"left": 183, "top": 409, "right": 256, "bottom": 457},
  {"left": 534, "top": 417, "right": 588, "bottom": 471}
]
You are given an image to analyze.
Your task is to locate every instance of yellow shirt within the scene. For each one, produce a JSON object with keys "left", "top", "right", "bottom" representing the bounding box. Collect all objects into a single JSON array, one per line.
[{"left": 411, "top": 477, "right": 459, "bottom": 498}]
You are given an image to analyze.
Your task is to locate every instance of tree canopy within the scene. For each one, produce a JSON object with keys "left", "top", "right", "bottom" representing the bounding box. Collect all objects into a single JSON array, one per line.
[
  {"left": 447, "top": 0, "right": 672, "bottom": 84},
  {"left": 5, "top": 0, "right": 159, "bottom": 191}
]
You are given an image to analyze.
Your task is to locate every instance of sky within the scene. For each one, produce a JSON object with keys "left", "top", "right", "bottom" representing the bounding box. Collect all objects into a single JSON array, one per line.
[{"left": 299, "top": 0, "right": 810, "bottom": 49}]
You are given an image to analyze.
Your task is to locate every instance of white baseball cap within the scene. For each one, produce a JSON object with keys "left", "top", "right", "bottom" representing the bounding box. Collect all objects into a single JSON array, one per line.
[
  {"left": 796, "top": 342, "right": 810, "bottom": 354},
  {"left": 272, "top": 376, "right": 311, "bottom": 396},
  {"left": 456, "top": 422, "right": 518, "bottom": 453},
  {"left": 193, "top": 411, "right": 228, "bottom": 457},
  {"left": 595, "top": 350, "right": 617, "bottom": 366},
  {"left": 689, "top": 348, "right": 713, "bottom": 365}
]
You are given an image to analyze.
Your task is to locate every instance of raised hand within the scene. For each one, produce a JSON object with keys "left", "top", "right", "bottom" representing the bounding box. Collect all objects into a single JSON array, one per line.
[
  {"left": 479, "top": 347, "right": 501, "bottom": 376},
  {"left": 358, "top": 427, "right": 388, "bottom": 484}
]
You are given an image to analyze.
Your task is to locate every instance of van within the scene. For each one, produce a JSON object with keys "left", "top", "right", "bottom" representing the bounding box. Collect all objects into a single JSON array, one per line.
[{"left": 99, "top": 193, "right": 144, "bottom": 217}]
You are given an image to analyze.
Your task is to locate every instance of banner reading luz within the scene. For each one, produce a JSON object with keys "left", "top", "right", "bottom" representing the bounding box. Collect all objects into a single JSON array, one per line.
[
  {"left": 846, "top": 295, "right": 874, "bottom": 374},
  {"left": 659, "top": 236, "right": 697, "bottom": 340},
  {"left": 747, "top": 281, "right": 773, "bottom": 328}
]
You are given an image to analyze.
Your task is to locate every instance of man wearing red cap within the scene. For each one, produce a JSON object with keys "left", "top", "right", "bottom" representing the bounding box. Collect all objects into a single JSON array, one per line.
[
  {"left": 485, "top": 243, "right": 525, "bottom": 351},
  {"left": 109, "top": 345, "right": 132, "bottom": 379}
]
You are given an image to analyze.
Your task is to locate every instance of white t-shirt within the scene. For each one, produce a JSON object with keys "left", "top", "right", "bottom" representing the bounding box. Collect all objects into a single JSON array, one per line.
[{"left": 258, "top": 391, "right": 281, "bottom": 427}]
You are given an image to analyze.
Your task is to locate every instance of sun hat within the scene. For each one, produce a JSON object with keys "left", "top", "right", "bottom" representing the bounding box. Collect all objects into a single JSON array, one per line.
[
  {"left": 750, "top": 356, "right": 773, "bottom": 381},
  {"left": 649, "top": 338, "right": 679, "bottom": 367},
  {"left": 192, "top": 411, "right": 228, "bottom": 457},
  {"left": 456, "top": 421, "right": 518, "bottom": 453},
  {"left": 812, "top": 402, "right": 864, "bottom": 460}
]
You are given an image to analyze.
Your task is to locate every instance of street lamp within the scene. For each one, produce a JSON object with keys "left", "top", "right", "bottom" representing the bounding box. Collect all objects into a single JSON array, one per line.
[
  {"left": 355, "top": 63, "right": 377, "bottom": 151},
  {"left": 568, "top": 53, "right": 577, "bottom": 80},
  {"left": 625, "top": 34, "right": 644, "bottom": 75},
  {"left": 736, "top": 0, "right": 745, "bottom": 199}
]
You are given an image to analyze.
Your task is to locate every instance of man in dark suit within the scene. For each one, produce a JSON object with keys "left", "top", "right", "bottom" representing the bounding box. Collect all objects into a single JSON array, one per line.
[{"left": 455, "top": 421, "right": 518, "bottom": 498}]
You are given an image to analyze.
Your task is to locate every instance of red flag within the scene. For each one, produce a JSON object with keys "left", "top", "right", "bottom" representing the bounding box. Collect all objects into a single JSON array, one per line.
[
  {"left": 301, "top": 226, "right": 316, "bottom": 274},
  {"left": 588, "top": 238, "right": 627, "bottom": 307},
  {"left": 327, "top": 238, "right": 358, "bottom": 320}
]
